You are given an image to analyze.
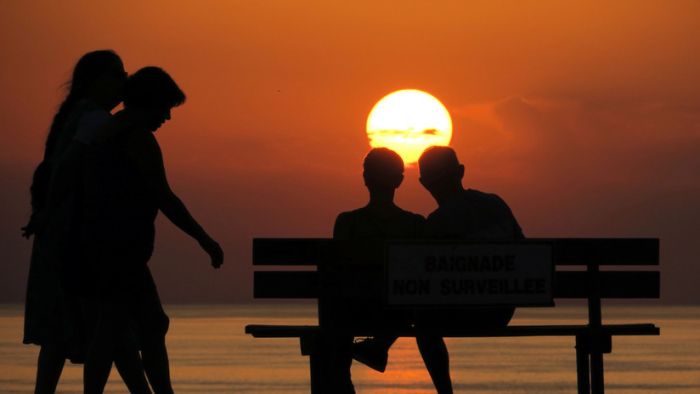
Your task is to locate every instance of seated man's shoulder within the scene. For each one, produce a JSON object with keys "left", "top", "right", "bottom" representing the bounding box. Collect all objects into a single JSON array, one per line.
[
  {"left": 397, "top": 207, "right": 425, "bottom": 221},
  {"left": 334, "top": 209, "right": 362, "bottom": 224},
  {"left": 424, "top": 206, "right": 454, "bottom": 234},
  {"left": 412, "top": 212, "right": 427, "bottom": 222},
  {"left": 465, "top": 188, "right": 513, "bottom": 210},
  {"left": 336, "top": 208, "right": 360, "bottom": 218},
  {"left": 333, "top": 210, "right": 359, "bottom": 239},
  {"left": 424, "top": 189, "right": 520, "bottom": 239},
  {"left": 464, "top": 188, "right": 505, "bottom": 202}
]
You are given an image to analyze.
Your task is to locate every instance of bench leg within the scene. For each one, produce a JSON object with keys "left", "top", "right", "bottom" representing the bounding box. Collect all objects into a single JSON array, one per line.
[
  {"left": 575, "top": 335, "right": 591, "bottom": 394},
  {"left": 304, "top": 333, "right": 332, "bottom": 394},
  {"left": 590, "top": 351, "right": 605, "bottom": 394},
  {"left": 306, "top": 333, "right": 355, "bottom": 394}
]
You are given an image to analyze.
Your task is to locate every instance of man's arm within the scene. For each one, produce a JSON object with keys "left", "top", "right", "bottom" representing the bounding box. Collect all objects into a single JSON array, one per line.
[{"left": 126, "top": 129, "right": 223, "bottom": 268}]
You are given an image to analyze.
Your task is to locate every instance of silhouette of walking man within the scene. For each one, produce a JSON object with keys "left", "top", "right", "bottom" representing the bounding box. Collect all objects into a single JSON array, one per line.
[{"left": 80, "top": 67, "right": 223, "bottom": 394}]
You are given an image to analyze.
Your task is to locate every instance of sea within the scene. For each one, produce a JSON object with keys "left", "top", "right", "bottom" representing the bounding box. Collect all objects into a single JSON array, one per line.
[{"left": 0, "top": 304, "right": 698, "bottom": 393}]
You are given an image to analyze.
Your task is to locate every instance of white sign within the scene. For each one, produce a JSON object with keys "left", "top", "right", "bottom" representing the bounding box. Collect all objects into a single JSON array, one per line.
[{"left": 386, "top": 242, "right": 553, "bottom": 307}]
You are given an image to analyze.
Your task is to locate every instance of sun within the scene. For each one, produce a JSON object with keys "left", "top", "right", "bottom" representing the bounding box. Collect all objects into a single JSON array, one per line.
[{"left": 366, "top": 89, "right": 452, "bottom": 165}]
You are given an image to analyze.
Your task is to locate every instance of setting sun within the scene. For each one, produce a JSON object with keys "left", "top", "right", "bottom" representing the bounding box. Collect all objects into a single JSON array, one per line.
[{"left": 366, "top": 89, "right": 452, "bottom": 165}]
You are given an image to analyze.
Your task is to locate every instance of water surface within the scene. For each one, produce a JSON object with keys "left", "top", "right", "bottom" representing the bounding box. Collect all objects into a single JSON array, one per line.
[{"left": 1, "top": 304, "right": 698, "bottom": 393}]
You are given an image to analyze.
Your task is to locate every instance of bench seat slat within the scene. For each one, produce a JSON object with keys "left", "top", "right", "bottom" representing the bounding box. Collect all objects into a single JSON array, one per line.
[{"left": 245, "top": 323, "right": 660, "bottom": 338}]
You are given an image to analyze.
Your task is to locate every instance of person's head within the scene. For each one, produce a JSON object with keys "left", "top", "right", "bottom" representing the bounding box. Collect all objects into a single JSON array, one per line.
[
  {"left": 123, "top": 66, "right": 185, "bottom": 132},
  {"left": 418, "top": 146, "right": 465, "bottom": 195},
  {"left": 363, "top": 147, "right": 404, "bottom": 191},
  {"left": 71, "top": 50, "right": 127, "bottom": 111},
  {"left": 47, "top": 50, "right": 125, "bottom": 154},
  {"left": 31, "top": 50, "right": 125, "bottom": 214}
]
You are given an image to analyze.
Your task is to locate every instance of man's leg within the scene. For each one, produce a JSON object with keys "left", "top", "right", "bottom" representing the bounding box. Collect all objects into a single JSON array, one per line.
[
  {"left": 328, "top": 334, "right": 356, "bottom": 394},
  {"left": 84, "top": 302, "right": 130, "bottom": 394},
  {"left": 113, "top": 346, "right": 152, "bottom": 394},
  {"left": 136, "top": 290, "right": 173, "bottom": 394},
  {"left": 416, "top": 336, "right": 453, "bottom": 394},
  {"left": 352, "top": 335, "right": 398, "bottom": 372}
]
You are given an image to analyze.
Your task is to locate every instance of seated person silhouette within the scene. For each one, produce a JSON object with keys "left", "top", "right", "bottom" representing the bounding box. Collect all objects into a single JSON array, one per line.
[
  {"left": 418, "top": 145, "right": 523, "bottom": 325},
  {"left": 331, "top": 147, "right": 451, "bottom": 394},
  {"left": 353, "top": 146, "right": 525, "bottom": 394}
]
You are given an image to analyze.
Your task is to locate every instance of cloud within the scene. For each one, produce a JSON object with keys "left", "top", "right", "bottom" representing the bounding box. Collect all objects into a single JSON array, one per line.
[
  {"left": 452, "top": 95, "right": 700, "bottom": 302},
  {"left": 453, "top": 95, "right": 700, "bottom": 188}
]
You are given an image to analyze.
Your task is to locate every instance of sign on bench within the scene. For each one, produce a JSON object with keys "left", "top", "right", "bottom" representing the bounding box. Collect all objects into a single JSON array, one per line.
[{"left": 386, "top": 241, "right": 554, "bottom": 307}]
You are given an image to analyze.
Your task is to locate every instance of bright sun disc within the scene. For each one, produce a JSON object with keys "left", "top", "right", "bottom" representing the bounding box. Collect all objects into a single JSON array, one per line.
[{"left": 366, "top": 89, "right": 452, "bottom": 165}]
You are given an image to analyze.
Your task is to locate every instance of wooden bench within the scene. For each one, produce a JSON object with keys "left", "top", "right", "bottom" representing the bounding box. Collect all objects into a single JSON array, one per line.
[{"left": 245, "top": 238, "right": 660, "bottom": 394}]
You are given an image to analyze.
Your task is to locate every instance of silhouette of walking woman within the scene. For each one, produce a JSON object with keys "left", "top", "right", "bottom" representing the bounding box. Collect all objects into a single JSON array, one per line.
[
  {"left": 80, "top": 66, "right": 223, "bottom": 394},
  {"left": 22, "top": 50, "right": 152, "bottom": 394}
]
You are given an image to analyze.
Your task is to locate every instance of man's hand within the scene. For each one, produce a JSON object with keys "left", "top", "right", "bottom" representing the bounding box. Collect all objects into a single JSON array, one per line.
[{"left": 200, "top": 237, "right": 224, "bottom": 269}]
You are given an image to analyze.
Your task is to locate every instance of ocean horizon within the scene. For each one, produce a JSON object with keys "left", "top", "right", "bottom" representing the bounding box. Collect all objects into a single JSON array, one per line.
[{"left": 1, "top": 304, "right": 698, "bottom": 393}]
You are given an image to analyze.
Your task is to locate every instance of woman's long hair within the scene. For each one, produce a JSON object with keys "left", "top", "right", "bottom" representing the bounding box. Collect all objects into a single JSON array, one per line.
[{"left": 29, "top": 50, "right": 122, "bottom": 214}]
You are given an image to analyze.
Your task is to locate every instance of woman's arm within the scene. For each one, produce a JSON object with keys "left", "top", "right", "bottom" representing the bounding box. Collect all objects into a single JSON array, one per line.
[
  {"left": 126, "top": 129, "right": 223, "bottom": 268},
  {"left": 22, "top": 141, "right": 90, "bottom": 238}
]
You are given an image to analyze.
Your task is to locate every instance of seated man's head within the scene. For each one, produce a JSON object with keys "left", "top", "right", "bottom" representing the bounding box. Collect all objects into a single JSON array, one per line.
[
  {"left": 123, "top": 67, "right": 185, "bottom": 132},
  {"left": 363, "top": 148, "right": 404, "bottom": 192},
  {"left": 418, "top": 146, "right": 464, "bottom": 193}
]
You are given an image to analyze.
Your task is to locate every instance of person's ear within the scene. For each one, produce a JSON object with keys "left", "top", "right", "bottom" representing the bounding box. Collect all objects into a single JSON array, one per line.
[
  {"left": 395, "top": 174, "right": 404, "bottom": 189},
  {"left": 457, "top": 164, "right": 465, "bottom": 180}
]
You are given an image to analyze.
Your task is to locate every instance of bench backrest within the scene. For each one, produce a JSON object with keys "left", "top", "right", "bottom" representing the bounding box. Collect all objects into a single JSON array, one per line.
[{"left": 252, "top": 238, "right": 660, "bottom": 327}]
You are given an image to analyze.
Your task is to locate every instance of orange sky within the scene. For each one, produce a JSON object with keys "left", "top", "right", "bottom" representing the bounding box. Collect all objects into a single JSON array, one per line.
[{"left": 1, "top": 1, "right": 699, "bottom": 303}]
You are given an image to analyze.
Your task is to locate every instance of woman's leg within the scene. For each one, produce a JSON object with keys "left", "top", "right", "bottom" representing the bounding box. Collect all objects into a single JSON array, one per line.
[{"left": 34, "top": 342, "right": 66, "bottom": 394}]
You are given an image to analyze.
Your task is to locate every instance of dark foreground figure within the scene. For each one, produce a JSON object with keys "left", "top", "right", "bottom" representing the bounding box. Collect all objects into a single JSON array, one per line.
[
  {"left": 22, "top": 50, "right": 154, "bottom": 394},
  {"left": 78, "top": 67, "right": 224, "bottom": 394},
  {"left": 351, "top": 146, "right": 525, "bottom": 394}
]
